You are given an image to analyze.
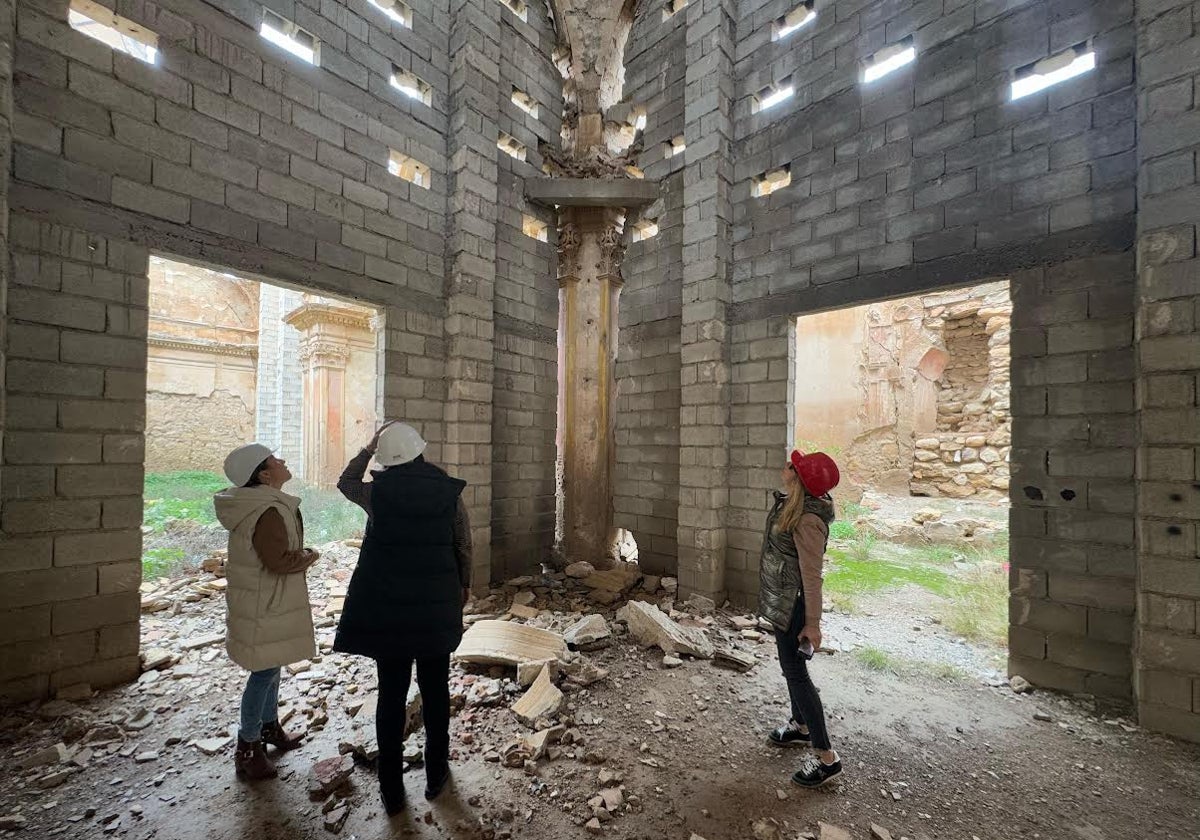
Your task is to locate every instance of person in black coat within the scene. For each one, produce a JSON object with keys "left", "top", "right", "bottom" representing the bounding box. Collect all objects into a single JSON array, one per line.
[{"left": 334, "top": 421, "right": 472, "bottom": 815}]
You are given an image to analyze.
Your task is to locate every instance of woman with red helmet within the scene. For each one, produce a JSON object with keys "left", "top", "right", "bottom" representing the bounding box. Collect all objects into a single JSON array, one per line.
[{"left": 757, "top": 448, "right": 843, "bottom": 788}]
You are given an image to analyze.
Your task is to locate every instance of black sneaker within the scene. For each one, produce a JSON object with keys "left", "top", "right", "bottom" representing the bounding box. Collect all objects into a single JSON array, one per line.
[
  {"left": 767, "top": 721, "right": 812, "bottom": 747},
  {"left": 791, "top": 756, "right": 843, "bottom": 788}
]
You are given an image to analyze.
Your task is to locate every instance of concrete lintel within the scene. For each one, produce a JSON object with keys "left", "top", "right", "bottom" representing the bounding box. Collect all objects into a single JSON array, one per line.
[{"left": 525, "top": 177, "right": 660, "bottom": 208}]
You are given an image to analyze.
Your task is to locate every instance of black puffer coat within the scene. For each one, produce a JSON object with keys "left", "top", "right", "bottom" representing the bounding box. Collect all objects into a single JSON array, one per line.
[{"left": 333, "top": 460, "right": 466, "bottom": 660}]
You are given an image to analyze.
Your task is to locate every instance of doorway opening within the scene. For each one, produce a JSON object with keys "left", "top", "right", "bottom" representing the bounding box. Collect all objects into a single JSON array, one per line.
[
  {"left": 139, "top": 256, "right": 382, "bottom": 585},
  {"left": 792, "top": 280, "right": 1012, "bottom": 680}
]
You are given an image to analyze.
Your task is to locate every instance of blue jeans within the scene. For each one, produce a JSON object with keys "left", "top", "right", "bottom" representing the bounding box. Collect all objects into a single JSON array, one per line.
[{"left": 239, "top": 667, "right": 281, "bottom": 742}]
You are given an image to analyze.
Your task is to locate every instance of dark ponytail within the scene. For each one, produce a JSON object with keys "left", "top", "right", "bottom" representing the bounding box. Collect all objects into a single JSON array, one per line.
[{"left": 243, "top": 458, "right": 270, "bottom": 488}]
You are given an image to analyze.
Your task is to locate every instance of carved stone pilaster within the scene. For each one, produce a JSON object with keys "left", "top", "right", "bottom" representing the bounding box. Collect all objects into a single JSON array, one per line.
[{"left": 558, "top": 222, "right": 581, "bottom": 281}]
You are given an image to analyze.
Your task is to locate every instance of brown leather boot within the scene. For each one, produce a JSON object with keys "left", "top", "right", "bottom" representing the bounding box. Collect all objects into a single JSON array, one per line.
[
  {"left": 260, "top": 720, "right": 304, "bottom": 751},
  {"left": 234, "top": 738, "right": 278, "bottom": 781}
]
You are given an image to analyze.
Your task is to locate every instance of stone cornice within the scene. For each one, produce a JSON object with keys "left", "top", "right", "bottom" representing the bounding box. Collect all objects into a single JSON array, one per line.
[
  {"left": 283, "top": 302, "right": 375, "bottom": 333},
  {"left": 147, "top": 335, "right": 257, "bottom": 359}
]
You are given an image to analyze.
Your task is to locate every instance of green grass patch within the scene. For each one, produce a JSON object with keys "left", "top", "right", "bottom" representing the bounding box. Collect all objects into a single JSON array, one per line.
[
  {"left": 854, "top": 645, "right": 896, "bottom": 671},
  {"left": 824, "top": 546, "right": 956, "bottom": 599},
  {"left": 853, "top": 645, "right": 972, "bottom": 682},
  {"left": 940, "top": 562, "right": 1009, "bottom": 647},
  {"left": 143, "top": 471, "right": 226, "bottom": 533},
  {"left": 143, "top": 546, "right": 187, "bottom": 580},
  {"left": 295, "top": 485, "right": 366, "bottom": 543}
]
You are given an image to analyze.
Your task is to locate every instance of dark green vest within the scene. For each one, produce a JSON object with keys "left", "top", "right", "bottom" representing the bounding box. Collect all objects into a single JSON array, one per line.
[{"left": 757, "top": 491, "right": 835, "bottom": 631}]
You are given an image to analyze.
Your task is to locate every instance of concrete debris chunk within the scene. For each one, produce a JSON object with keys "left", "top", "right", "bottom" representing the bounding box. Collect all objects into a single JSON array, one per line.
[
  {"left": 565, "top": 561, "right": 595, "bottom": 578},
  {"left": 564, "top": 614, "right": 612, "bottom": 650},
  {"left": 124, "top": 709, "right": 154, "bottom": 731},
  {"left": 871, "top": 824, "right": 894, "bottom": 840},
  {"left": 562, "top": 659, "right": 608, "bottom": 688},
  {"left": 309, "top": 755, "right": 354, "bottom": 799},
  {"left": 323, "top": 805, "right": 349, "bottom": 834},
  {"left": 819, "top": 822, "right": 853, "bottom": 840},
  {"left": 685, "top": 594, "right": 716, "bottom": 614},
  {"left": 454, "top": 620, "right": 567, "bottom": 667},
  {"left": 661, "top": 577, "right": 678, "bottom": 593},
  {"left": 19, "top": 743, "right": 70, "bottom": 771},
  {"left": 36, "top": 769, "right": 72, "bottom": 789},
  {"left": 194, "top": 737, "right": 230, "bottom": 756},
  {"left": 181, "top": 633, "right": 224, "bottom": 651},
  {"left": 662, "top": 655, "right": 683, "bottom": 668},
  {"left": 617, "top": 601, "right": 713, "bottom": 659},
  {"left": 713, "top": 646, "right": 757, "bottom": 672},
  {"left": 141, "top": 648, "right": 175, "bottom": 671},
  {"left": 730, "top": 616, "right": 758, "bottom": 630},
  {"left": 512, "top": 591, "right": 536, "bottom": 607},
  {"left": 523, "top": 725, "right": 565, "bottom": 760},
  {"left": 509, "top": 604, "right": 540, "bottom": 620},
  {"left": 1010, "top": 675, "right": 1032, "bottom": 694},
  {"left": 582, "top": 562, "right": 642, "bottom": 593},
  {"left": 512, "top": 665, "right": 563, "bottom": 727}
]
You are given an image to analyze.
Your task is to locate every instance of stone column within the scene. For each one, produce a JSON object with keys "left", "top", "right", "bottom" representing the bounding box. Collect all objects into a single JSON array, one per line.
[
  {"left": 558, "top": 208, "right": 624, "bottom": 566},
  {"left": 1133, "top": 0, "right": 1200, "bottom": 743},
  {"left": 677, "top": 0, "right": 735, "bottom": 602},
  {"left": 445, "top": 0, "right": 500, "bottom": 589}
]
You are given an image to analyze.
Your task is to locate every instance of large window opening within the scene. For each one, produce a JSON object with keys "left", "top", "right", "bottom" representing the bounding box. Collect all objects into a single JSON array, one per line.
[
  {"left": 139, "top": 257, "right": 381, "bottom": 585},
  {"left": 791, "top": 280, "right": 1012, "bottom": 680}
]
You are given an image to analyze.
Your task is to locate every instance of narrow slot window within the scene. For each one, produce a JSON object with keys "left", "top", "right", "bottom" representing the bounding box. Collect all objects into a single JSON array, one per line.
[
  {"left": 1011, "top": 43, "right": 1096, "bottom": 100},
  {"left": 632, "top": 107, "right": 647, "bottom": 131},
  {"left": 498, "top": 133, "right": 527, "bottom": 162},
  {"left": 753, "top": 80, "right": 795, "bottom": 114},
  {"left": 773, "top": 1, "right": 815, "bottom": 41},
  {"left": 664, "top": 134, "right": 686, "bottom": 159},
  {"left": 369, "top": 0, "right": 413, "bottom": 27},
  {"left": 388, "top": 151, "right": 431, "bottom": 188},
  {"left": 260, "top": 9, "right": 319, "bottom": 65},
  {"left": 69, "top": 0, "right": 158, "bottom": 64},
  {"left": 863, "top": 38, "right": 915, "bottom": 83},
  {"left": 631, "top": 220, "right": 659, "bottom": 243},
  {"left": 497, "top": 0, "right": 528, "bottom": 22},
  {"left": 391, "top": 66, "right": 432, "bottom": 106},
  {"left": 512, "top": 88, "right": 540, "bottom": 119},
  {"left": 522, "top": 215, "right": 549, "bottom": 242},
  {"left": 752, "top": 165, "right": 791, "bottom": 198},
  {"left": 663, "top": 0, "right": 687, "bottom": 21}
]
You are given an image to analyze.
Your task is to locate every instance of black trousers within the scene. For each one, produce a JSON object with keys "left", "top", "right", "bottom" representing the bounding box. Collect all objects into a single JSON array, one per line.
[
  {"left": 375, "top": 655, "right": 451, "bottom": 789},
  {"left": 773, "top": 598, "right": 832, "bottom": 750}
]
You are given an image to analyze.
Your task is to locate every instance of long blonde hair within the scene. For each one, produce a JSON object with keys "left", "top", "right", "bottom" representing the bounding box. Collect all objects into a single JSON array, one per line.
[{"left": 776, "top": 472, "right": 806, "bottom": 533}]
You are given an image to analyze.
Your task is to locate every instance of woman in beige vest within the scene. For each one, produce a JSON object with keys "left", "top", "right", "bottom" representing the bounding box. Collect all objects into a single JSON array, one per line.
[{"left": 214, "top": 443, "right": 319, "bottom": 781}]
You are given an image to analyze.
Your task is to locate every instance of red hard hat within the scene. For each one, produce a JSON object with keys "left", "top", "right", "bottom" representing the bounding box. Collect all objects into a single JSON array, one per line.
[{"left": 789, "top": 450, "right": 840, "bottom": 497}]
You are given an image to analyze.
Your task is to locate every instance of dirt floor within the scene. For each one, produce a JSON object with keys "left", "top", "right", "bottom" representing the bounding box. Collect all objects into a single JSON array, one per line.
[{"left": 1, "top": 543, "right": 1198, "bottom": 840}]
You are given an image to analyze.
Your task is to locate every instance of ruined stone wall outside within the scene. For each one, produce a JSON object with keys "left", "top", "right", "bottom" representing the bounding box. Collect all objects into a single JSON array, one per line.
[
  {"left": 612, "top": 6, "right": 685, "bottom": 576},
  {"left": 491, "top": 6, "right": 561, "bottom": 580},
  {"left": 1133, "top": 0, "right": 1200, "bottom": 743},
  {"left": 0, "top": 0, "right": 455, "bottom": 699}
]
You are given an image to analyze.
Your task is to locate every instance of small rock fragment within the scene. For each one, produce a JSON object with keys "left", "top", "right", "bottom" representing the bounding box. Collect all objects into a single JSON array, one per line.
[
  {"left": 870, "top": 824, "right": 894, "bottom": 840},
  {"left": 1010, "top": 675, "right": 1032, "bottom": 694}
]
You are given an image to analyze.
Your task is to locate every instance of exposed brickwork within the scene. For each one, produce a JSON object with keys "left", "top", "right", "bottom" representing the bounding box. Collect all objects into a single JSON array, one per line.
[
  {"left": 614, "top": 9, "right": 685, "bottom": 576},
  {"left": 1134, "top": 0, "right": 1200, "bottom": 743}
]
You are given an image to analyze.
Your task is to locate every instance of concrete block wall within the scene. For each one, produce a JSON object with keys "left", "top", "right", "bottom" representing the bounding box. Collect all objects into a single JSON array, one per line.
[
  {"left": 1133, "top": 0, "right": 1200, "bottom": 741},
  {"left": 613, "top": 7, "right": 685, "bottom": 576},
  {"left": 0, "top": 0, "right": 531, "bottom": 699},
  {"left": 490, "top": 4, "right": 561, "bottom": 579},
  {"left": 1005, "top": 255, "right": 1137, "bottom": 700}
]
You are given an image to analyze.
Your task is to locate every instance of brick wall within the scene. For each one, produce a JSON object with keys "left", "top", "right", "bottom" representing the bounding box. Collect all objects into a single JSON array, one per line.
[
  {"left": 1133, "top": 0, "right": 1200, "bottom": 742},
  {"left": 613, "top": 8, "right": 684, "bottom": 576},
  {"left": 490, "top": 6, "right": 561, "bottom": 580},
  {"left": 0, "top": 0, "right": 558, "bottom": 698}
]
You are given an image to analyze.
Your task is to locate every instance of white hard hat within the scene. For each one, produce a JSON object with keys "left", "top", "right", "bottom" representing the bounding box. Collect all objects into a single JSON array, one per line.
[
  {"left": 223, "top": 443, "right": 274, "bottom": 487},
  {"left": 376, "top": 422, "right": 426, "bottom": 467}
]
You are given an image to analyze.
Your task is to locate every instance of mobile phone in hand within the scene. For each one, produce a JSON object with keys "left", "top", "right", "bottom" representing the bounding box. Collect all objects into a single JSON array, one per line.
[{"left": 798, "top": 637, "right": 815, "bottom": 660}]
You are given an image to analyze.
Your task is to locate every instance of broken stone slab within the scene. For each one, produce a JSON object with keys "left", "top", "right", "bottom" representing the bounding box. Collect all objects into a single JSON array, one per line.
[
  {"left": 141, "top": 648, "right": 175, "bottom": 672},
  {"left": 662, "top": 655, "right": 683, "bottom": 668},
  {"left": 323, "top": 805, "right": 349, "bottom": 834},
  {"left": 582, "top": 562, "right": 642, "bottom": 593},
  {"left": 564, "top": 561, "right": 595, "bottom": 579},
  {"left": 517, "top": 659, "right": 558, "bottom": 688},
  {"left": 512, "top": 591, "right": 536, "bottom": 607},
  {"left": 685, "top": 594, "right": 716, "bottom": 614},
  {"left": 134, "top": 751, "right": 159, "bottom": 764},
  {"left": 454, "top": 620, "right": 567, "bottom": 667},
  {"left": 193, "top": 736, "right": 230, "bottom": 756},
  {"left": 523, "top": 725, "right": 565, "bottom": 760},
  {"left": 617, "top": 601, "right": 713, "bottom": 659},
  {"left": 713, "top": 647, "right": 757, "bottom": 672},
  {"left": 585, "top": 817, "right": 603, "bottom": 834},
  {"left": 661, "top": 577, "right": 678, "bottom": 593},
  {"left": 730, "top": 616, "right": 758, "bottom": 630},
  {"left": 564, "top": 615, "right": 612, "bottom": 650},
  {"left": 181, "top": 633, "right": 224, "bottom": 651},
  {"left": 870, "top": 824, "right": 894, "bottom": 840},
  {"left": 309, "top": 755, "right": 355, "bottom": 799},
  {"left": 19, "top": 743, "right": 70, "bottom": 771},
  {"left": 512, "top": 665, "right": 563, "bottom": 728},
  {"left": 562, "top": 659, "right": 608, "bottom": 689},
  {"left": 509, "top": 604, "right": 540, "bottom": 620},
  {"left": 818, "top": 823, "right": 853, "bottom": 840},
  {"left": 35, "top": 769, "right": 73, "bottom": 789},
  {"left": 124, "top": 709, "right": 154, "bottom": 731}
]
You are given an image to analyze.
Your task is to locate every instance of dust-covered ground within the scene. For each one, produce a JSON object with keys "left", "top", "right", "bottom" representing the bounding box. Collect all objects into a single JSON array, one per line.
[{"left": 1, "top": 543, "right": 1197, "bottom": 840}]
